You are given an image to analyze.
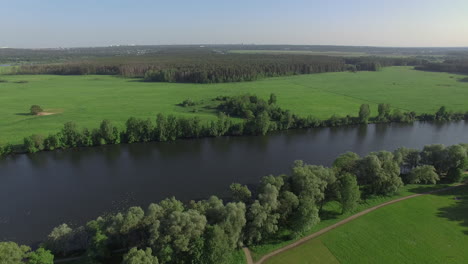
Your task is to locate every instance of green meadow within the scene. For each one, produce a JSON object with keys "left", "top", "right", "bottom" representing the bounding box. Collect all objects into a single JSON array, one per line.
[
  {"left": 265, "top": 184, "right": 468, "bottom": 264},
  {"left": 1, "top": 66, "right": 468, "bottom": 144}
]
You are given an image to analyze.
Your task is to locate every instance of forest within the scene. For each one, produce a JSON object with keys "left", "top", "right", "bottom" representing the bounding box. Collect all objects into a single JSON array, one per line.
[
  {"left": 1, "top": 142, "right": 466, "bottom": 264},
  {"left": 415, "top": 57, "right": 468, "bottom": 75},
  {"left": 12, "top": 51, "right": 427, "bottom": 83}
]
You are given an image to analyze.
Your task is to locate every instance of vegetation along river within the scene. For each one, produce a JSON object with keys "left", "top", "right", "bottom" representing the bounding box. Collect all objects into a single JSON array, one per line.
[{"left": 1, "top": 121, "right": 468, "bottom": 244}]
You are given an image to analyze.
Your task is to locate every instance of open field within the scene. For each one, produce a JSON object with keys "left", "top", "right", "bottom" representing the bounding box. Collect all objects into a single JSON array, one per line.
[
  {"left": 264, "top": 184, "right": 468, "bottom": 264},
  {"left": 1, "top": 66, "right": 468, "bottom": 144}
]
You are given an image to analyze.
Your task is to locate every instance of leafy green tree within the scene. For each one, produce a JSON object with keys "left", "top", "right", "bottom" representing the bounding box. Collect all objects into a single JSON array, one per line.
[
  {"left": 122, "top": 247, "right": 159, "bottom": 264},
  {"left": 445, "top": 144, "right": 468, "bottom": 170},
  {"left": 61, "top": 122, "right": 81, "bottom": 147},
  {"left": 86, "top": 219, "right": 109, "bottom": 260},
  {"left": 277, "top": 190, "right": 299, "bottom": 225},
  {"left": 24, "top": 134, "right": 45, "bottom": 153},
  {"left": 0, "top": 242, "right": 30, "bottom": 264},
  {"left": 356, "top": 153, "right": 403, "bottom": 195},
  {"left": 290, "top": 196, "right": 319, "bottom": 236},
  {"left": 358, "top": 104, "right": 371, "bottom": 124},
  {"left": 245, "top": 183, "right": 281, "bottom": 245},
  {"left": 337, "top": 173, "right": 360, "bottom": 213},
  {"left": 155, "top": 114, "right": 168, "bottom": 141},
  {"left": 27, "top": 248, "right": 54, "bottom": 264},
  {"left": 99, "top": 119, "right": 120, "bottom": 144},
  {"left": 407, "top": 165, "right": 440, "bottom": 184},
  {"left": 420, "top": 144, "right": 447, "bottom": 173},
  {"left": 254, "top": 111, "right": 271, "bottom": 135},
  {"left": 435, "top": 106, "right": 449, "bottom": 120},
  {"left": 229, "top": 183, "right": 252, "bottom": 203},
  {"left": 44, "top": 223, "right": 74, "bottom": 255},
  {"left": 166, "top": 115, "right": 179, "bottom": 141},
  {"left": 446, "top": 167, "right": 463, "bottom": 183},
  {"left": 333, "top": 152, "right": 360, "bottom": 173},
  {"left": 30, "top": 105, "right": 43, "bottom": 115},
  {"left": 200, "top": 225, "right": 231, "bottom": 264},
  {"left": 377, "top": 103, "right": 391, "bottom": 121},
  {"left": 78, "top": 128, "right": 94, "bottom": 147},
  {"left": 0, "top": 143, "right": 13, "bottom": 156}
]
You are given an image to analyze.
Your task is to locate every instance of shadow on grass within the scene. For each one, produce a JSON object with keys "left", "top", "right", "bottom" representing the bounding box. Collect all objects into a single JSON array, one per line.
[
  {"left": 433, "top": 185, "right": 468, "bottom": 235},
  {"left": 14, "top": 112, "right": 32, "bottom": 116},
  {"left": 407, "top": 184, "right": 453, "bottom": 194}
]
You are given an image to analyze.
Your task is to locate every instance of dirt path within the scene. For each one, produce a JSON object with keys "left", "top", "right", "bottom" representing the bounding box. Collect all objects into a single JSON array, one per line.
[
  {"left": 247, "top": 183, "right": 465, "bottom": 264},
  {"left": 243, "top": 247, "right": 254, "bottom": 264}
]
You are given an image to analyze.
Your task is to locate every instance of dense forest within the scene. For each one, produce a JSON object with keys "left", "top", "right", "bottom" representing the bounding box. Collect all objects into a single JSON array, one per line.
[
  {"left": 12, "top": 51, "right": 427, "bottom": 83},
  {"left": 1, "top": 94, "right": 467, "bottom": 157},
  {"left": 415, "top": 57, "right": 468, "bottom": 75},
  {"left": 1, "top": 142, "right": 466, "bottom": 264}
]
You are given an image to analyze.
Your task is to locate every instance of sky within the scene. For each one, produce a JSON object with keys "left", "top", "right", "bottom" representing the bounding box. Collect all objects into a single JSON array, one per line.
[{"left": 1, "top": 0, "right": 467, "bottom": 48}]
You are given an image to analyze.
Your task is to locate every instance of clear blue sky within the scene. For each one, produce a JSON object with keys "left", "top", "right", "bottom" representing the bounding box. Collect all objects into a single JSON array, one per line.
[{"left": 1, "top": 0, "right": 467, "bottom": 48}]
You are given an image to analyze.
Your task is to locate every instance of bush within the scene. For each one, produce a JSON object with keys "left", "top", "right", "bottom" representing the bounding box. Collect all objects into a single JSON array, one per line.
[
  {"left": 24, "top": 134, "right": 45, "bottom": 153},
  {"left": 30, "top": 105, "right": 43, "bottom": 115}
]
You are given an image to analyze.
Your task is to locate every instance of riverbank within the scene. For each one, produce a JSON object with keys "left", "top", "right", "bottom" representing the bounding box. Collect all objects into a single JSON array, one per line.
[
  {"left": 2, "top": 121, "right": 468, "bottom": 245},
  {"left": 1, "top": 67, "right": 468, "bottom": 145}
]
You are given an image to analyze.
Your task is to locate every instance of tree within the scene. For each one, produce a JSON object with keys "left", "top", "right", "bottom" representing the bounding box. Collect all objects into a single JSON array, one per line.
[
  {"left": 122, "top": 247, "right": 159, "bottom": 264},
  {"left": 44, "top": 223, "right": 74, "bottom": 255},
  {"left": 229, "top": 183, "right": 252, "bottom": 203},
  {"left": 356, "top": 153, "right": 403, "bottom": 195},
  {"left": 27, "top": 248, "right": 54, "bottom": 264},
  {"left": 99, "top": 119, "right": 120, "bottom": 144},
  {"left": 407, "top": 165, "right": 440, "bottom": 184},
  {"left": 155, "top": 114, "right": 168, "bottom": 141},
  {"left": 333, "top": 152, "right": 360, "bottom": 173},
  {"left": 24, "top": 134, "right": 45, "bottom": 153},
  {"left": 358, "top": 104, "right": 371, "bottom": 124},
  {"left": 377, "top": 103, "right": 391, "bottom": 121},
  {"left": 446, "top": 167, "right": 463, "bottom": 183},
  {"left": 200, "top": 225, "right": 231, "bottom": 264},
  {"left": 61, "top": 122, "right": 80, "bottom": 148},
  {"left": 420, "top": 144, "right": 447, "bottom": 173},
  {"left": 435, "top": 106, "right": 448, "bottom": 120},
  {"left": 290, "top": 196, "right": 319, "bottom": 236},
  {"left": 30, "top": 105, "right": 43, "bottom": 115},
  {"left": 0, "top": 242, "right": 30, "bottom": 264},
  {"left": 268, "top": 93, "right": 277, "bottom": 105},
  {"left": 337, "top": 173, "right": 361, "bottom": 213}
]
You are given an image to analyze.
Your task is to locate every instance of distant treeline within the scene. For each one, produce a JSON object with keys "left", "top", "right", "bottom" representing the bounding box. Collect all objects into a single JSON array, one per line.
[
  {"left": 415, "top": 58, "right": 468, "bottom": 75},
  {"left": 14, "top": 54, "right": 426, "bottom": 83},
  {"left": 1, "top": 141, "right": 466, "bottom": 264},
  {"left": 1, "top": 94, "right": 467, "bottom": 157}
]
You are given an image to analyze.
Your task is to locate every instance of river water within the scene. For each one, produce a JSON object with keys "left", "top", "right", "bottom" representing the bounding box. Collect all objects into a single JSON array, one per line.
[{"left": 1, "top": 121, "right": 468, "bottom": 244}]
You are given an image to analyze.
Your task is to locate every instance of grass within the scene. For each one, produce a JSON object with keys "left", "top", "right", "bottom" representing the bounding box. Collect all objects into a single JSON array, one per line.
[
  {"left": 265, "top": 184, "right": 468, "bottom": 264},
  {"left": 250, "top": 182, "right": 466, "bottom": 261},
  {"left": 1, "top": 66, "right": 468, "bottom": 144}
]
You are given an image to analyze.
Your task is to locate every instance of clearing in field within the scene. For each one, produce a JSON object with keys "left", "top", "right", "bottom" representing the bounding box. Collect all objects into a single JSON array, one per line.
[
  {"left": 1, "top": 66, "right": 468, "bottom": 144},
  {"left": 265, "top": 184, "right": 468, "bottom": 264}
]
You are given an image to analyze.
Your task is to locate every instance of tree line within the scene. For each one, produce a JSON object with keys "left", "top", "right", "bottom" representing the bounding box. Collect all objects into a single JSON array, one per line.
[
  {"left": 14, "top": 53, "right": 426, "bottom": 84},
  {"left": 415, "top": 58, "right": 468, "bottom": 75},
  {"left": 1, "top": 94, "right": 468, "bottom": 157},
  {"left": 1, "top": 142, "right": 466, "bottom": 264}
]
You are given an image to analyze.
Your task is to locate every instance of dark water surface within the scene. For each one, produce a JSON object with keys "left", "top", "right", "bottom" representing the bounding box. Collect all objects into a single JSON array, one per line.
[{"left": 1, "top": 121, "right": 468, "bottom": 244}]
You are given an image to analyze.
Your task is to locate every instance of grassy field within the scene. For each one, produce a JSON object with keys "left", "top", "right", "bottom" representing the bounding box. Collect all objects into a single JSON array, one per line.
[
  {"left": 1, "top": 66, "right": 468, "bottom": 144},
  {"left": 265, "top": 184, "right": 468, "bottom": 264}
]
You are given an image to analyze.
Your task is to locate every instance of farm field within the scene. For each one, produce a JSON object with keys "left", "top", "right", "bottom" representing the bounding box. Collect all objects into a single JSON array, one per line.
[
  {"left": 1, "top": 66, "right": 468, "bottom": 144},
  {"left": 265, "top": 184, "right": 468, "bottom": 264}
]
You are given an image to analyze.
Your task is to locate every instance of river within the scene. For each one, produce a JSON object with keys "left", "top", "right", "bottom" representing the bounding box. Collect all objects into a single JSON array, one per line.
[{"left": 1, "top": 121, "right": 468, "bottom": 244}]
